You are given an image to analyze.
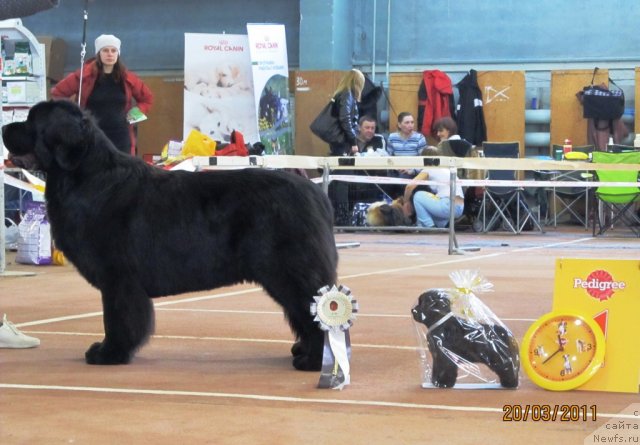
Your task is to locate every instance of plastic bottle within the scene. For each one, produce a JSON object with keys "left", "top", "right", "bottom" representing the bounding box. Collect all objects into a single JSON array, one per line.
[{"left": 562, "top": 138, "right": 572, "bottom": 155}]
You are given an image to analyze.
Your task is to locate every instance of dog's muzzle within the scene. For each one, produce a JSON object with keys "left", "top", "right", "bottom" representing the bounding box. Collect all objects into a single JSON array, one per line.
[{"left": 8, "top": 153, "right": 39, "bottom": 170}]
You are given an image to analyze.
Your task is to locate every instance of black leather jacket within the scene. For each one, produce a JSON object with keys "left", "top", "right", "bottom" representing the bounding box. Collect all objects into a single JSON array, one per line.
[{"left": 329, "top": 90, "right": 359, "bottom": 155}]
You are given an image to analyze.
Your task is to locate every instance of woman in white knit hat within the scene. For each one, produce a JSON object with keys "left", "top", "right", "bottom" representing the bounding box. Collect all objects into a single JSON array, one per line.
[{"left": 51, "top": 34, "right": 153, "bottom": 155}]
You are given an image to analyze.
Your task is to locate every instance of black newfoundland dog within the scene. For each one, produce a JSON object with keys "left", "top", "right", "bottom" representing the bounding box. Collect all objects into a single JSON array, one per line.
[{"left": 3, "top": 100, "right": 338, "bottom": 371}]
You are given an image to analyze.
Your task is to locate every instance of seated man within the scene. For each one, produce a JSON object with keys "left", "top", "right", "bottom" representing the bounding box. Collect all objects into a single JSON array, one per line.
[
  {"left": 356, "top": 115, "right": 387, "bottom": 154},
  {"left": 352, "top": 116, "right": 391, "bottom": 206}
]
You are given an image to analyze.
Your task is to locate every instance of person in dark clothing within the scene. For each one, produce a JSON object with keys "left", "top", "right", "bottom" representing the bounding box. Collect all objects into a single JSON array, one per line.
[
  {"left": 326, "top": 69, "right": 365, "bottom": 225},
  {"left": 328, "top": 69, "right": 365, "bottom": 156}
]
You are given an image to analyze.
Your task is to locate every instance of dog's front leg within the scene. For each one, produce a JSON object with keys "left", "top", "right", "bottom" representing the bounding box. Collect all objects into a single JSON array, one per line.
[
  {"left": 431, "top": 349, "right": 459, "bottom": 388},
  {"left": 86, "top": 284, "right": 154, "bottom": 365},
  {"left": 291, "top": 324, "right": 324, "bottom": 371}
]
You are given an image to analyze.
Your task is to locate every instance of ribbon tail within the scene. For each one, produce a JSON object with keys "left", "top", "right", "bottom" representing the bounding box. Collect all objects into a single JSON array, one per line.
[{"left": 328, "top": 329, "right": 350, "bottom": 388}]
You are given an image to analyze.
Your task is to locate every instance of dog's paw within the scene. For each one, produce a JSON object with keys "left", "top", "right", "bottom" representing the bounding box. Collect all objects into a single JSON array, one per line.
[
  {"left": 85, "top": 341, "right": 131, "bottom": 365},
  {"left": 292, "top": 353, "right": 322, "bottom": 371}
]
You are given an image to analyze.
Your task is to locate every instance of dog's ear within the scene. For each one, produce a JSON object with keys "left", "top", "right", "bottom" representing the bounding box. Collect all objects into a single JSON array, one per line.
[
  {"left": 230, "top": 64, "right": 240, "bottom": 79},
  {"left": 36, "top": 107, "right": 92, "bottom": 171}
]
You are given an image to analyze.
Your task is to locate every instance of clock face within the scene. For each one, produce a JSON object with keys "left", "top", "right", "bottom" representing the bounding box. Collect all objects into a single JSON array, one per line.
[{"left": 521, "top": 313, "right": 606, "bottom": 391}]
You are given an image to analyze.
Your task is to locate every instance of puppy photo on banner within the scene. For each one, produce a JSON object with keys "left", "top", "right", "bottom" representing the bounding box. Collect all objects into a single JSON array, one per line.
[{"left": 183, "top": 33, "right": 259, "bottom": 144}]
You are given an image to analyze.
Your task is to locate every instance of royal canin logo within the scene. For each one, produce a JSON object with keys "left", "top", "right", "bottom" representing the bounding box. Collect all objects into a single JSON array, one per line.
[
  {"left": 203, "top": 40, "right": 244, "bottom": 52},
  {"left": 573, "top": 270, "right": 626, "bottom": 301}
]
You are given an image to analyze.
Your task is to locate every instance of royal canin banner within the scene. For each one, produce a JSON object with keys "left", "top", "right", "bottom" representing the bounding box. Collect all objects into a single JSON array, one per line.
[
  {"left": 183, "top": 33, "right": 259, "bottom": 144},
  {"left": 246, "top": 23, "right": 293, "bottom": 154}
]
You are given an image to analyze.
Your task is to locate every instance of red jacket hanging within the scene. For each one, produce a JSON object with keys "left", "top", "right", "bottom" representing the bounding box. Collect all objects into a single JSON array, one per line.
[{"left": 417, "top": 70, "right": 454, "bottom": 138}]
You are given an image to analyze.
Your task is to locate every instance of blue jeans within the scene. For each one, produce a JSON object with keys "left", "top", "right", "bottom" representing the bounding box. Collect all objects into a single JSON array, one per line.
[{"left": 413, "top": 191, "right": 464, "bottom": 228}]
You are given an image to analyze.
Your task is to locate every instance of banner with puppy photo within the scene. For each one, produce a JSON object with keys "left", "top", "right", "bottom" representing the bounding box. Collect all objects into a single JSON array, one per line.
[
  {"left": 246, "top": 23, "right": 293, "bottom": 154},
  {"left": 183, "top": 33, "right": 259, "bottom": 144}
]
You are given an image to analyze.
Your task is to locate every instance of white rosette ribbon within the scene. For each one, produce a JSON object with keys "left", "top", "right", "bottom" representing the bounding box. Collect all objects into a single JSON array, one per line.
[{"left": 310, "top": 284, "right": 358, "bottom": 390}]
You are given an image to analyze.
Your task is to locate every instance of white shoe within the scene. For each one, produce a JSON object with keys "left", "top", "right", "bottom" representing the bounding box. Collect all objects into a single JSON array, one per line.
[{"left": 0, "top": 314, "right": 40, "bottom": 348}]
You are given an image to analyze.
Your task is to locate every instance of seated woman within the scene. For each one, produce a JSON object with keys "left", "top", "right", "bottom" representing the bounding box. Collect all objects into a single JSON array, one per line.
[
  {"left": 424, "top": 116, "right": 472, "bottom": 156},
  {"left": 402, "top": 166, "right": 465, "bottom": 228},
  {"left": 387, "top": 112, "right": 427, "bottom": 179}
]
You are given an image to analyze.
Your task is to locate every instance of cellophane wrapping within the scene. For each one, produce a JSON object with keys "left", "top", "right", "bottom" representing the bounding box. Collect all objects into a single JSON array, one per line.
[{"left": 412, "top": 270, "right": 520, "bottom": 389}]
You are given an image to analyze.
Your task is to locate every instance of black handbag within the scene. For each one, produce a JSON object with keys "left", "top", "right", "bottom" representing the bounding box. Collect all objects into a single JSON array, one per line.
[
  {"left": 581, "top": 68, "right": 625, "bottom": 120},
  {"left": 310, "top": 97, "right": 346, "bottom": 145}
]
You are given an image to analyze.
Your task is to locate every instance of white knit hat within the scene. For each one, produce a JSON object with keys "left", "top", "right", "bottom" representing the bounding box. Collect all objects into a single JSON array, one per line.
[{"left": 95, "top": 34, "right": 121, "bottom": 55}]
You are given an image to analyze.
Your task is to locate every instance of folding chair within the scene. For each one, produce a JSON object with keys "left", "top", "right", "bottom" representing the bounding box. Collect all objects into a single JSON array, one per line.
[
  {"left": 591, "top": 151, "right": 640, "bottom": 236},
  {"left": 607, "top": 144, "right": 638, "bottom": 153},
  {"left": 477, "top": 142, "right": 544, "bottom": 233},
  {"left": 544, "top": 145, "right": 594, "bottom": 228}
]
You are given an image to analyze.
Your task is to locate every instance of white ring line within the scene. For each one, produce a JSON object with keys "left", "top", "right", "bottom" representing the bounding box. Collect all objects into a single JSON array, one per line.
[
  {"left": 509, "top": 236, "right": 595, "bottom": 253},
  {"left": 14, "top": 236, "right": 589, "bottom": 328},
  {"left": 0, "top": 383, "right": 633, "bottom": 420},
  {"left": 339, "top": 236, "right": 593, "bottom": 279},
  {"left": 15, "top": 288, "right": 264, "bottom": 327},
  {"left": 19, "top": 331, "right": 418, "bottom": 351}
]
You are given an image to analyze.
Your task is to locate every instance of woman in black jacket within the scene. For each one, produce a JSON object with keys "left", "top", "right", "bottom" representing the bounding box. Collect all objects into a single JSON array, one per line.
[
  {"left": 327, "top": 69, "right": 365, "bottom": 225},
  {"left": 329, "top": 69, "right": 365, "bottom": 156}
]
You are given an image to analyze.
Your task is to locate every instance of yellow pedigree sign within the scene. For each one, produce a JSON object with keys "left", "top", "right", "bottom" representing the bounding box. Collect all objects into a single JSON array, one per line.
[{"left": 552, "top": 258, "right": 640, "bottom": 393}]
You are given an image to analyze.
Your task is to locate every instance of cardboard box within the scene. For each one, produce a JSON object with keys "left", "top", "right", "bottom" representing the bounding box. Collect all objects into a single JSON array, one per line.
[{"left": 36, "top": 35, "right": 67, "bottom": 81}]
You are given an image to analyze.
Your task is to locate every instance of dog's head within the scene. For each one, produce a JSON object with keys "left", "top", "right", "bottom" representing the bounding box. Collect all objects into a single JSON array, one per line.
[
  {"left": 412, "top": 289, "right": 453, "bottom": 327},
  {"left": 197, "top": 108, "right": 233, "bottom": 142},
  {"left": 2, "top": 100, "right": 92, "bottom": 172},
  {"left": 366, "top": 197, "right": 411, "bottom": 226},
  {"left": 215, "top": 63, "right": 241, "bottom": 88}
]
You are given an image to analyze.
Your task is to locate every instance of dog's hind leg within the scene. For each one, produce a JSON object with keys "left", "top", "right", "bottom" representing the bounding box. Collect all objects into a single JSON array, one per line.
[
  {"left": 289, "top": 309, "right": 324, "bottom": 371},
  {"left": 260, "top": 276, "right": 325, "bottom": 372},
  {"left": 85, "top": 283, "right": 155, "bottom": 365}
]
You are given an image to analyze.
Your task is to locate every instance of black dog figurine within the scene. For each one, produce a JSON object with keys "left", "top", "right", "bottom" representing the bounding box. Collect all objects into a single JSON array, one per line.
[{"left": 412, "top": 289, "right": 519, "bottom": 388}]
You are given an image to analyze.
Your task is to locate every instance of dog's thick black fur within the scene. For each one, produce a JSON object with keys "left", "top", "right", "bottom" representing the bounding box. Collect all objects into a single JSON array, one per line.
[
  {"left": 3, "top": 100, "right": 338, "bottom": 371},
  {"left": 411, "top": 290, "right": 519, "bottom": 388}
]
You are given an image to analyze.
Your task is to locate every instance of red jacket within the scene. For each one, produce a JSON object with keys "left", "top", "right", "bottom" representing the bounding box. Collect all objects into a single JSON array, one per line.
[
  {"left": 418, "top": 70, "right": 454, "bottom": 138},
  {"left": 50, "top": 60, "right": 153, "bottom": 155}
]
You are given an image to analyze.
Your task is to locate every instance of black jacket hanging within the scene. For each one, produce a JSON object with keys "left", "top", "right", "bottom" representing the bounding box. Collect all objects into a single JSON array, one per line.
[
  {"left": 455, "top": 69, "right": 487, "bottom": 146},
  {"left": 358, "top": 74, "right": 383, "bottom": 122}
]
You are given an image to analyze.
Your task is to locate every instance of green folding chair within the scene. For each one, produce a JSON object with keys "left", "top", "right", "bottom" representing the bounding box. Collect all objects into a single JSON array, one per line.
[{"left": 591, "top": 151, "right": 640, "bottom": 237}]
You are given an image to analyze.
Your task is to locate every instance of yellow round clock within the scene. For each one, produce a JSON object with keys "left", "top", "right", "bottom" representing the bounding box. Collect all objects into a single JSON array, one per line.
[{"left": 521, "top": 312, "right": 606, "bottom": 391}]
